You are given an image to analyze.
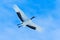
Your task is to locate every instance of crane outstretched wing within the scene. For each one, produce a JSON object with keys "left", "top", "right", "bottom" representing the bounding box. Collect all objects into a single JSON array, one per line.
[
  {"left": 26, "top": 21, "right": 42, "bottom": 32},
  {"left": 13, "top": 4, "right": 28, "bottom": 22}
]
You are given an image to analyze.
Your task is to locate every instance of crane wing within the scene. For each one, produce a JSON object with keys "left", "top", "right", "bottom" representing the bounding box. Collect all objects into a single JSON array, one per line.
[
  {"left": 13, "top": 4, "right": 28, "bottom": 22},
  {"left": 26, "top": 21, "right": 42, "bottom": 32}
]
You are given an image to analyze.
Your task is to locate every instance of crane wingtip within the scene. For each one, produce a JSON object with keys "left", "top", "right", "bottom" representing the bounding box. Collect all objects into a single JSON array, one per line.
[
  {"left": 13, "top": 4, "right": 20, "bottom": 12},
  {"left": 36, "top": 27, "right": 43, "bottom": 32}
]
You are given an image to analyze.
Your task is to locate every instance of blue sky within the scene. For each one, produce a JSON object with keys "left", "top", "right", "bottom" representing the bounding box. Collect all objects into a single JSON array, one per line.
[{"left": 0, "top": 0, "right": 60, "bottom": 40}]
